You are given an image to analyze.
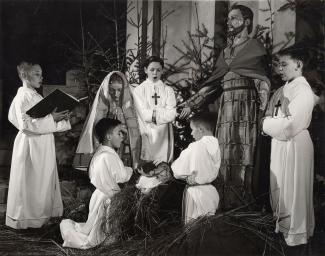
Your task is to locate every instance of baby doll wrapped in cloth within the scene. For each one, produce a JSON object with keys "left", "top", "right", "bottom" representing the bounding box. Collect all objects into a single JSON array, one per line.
[
  {"left": 104, "top": 161, "right": 186, "bottom": 240},
  {"left": 135, "top": 161, "right": 173, "bottom": 194}
]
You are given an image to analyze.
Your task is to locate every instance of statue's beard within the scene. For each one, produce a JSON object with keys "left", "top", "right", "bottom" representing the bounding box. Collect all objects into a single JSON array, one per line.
[{"left": 227, "top": 22, "right": 246, "bottom": 38}]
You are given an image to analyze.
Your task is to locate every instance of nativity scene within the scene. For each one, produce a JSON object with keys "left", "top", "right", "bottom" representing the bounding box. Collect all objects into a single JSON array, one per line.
[{"left": 0, "top": 0, "right": 325, "bottom": 255}]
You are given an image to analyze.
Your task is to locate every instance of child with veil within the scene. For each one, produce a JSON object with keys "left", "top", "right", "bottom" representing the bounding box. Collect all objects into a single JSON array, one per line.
[{"left": 73, "top": 71, "right": 141, "bottom": 170}]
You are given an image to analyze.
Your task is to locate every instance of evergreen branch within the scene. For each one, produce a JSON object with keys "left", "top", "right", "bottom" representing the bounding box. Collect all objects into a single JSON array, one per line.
[{"left": 62, "top": 32, "right": 82, "bottom": 51}]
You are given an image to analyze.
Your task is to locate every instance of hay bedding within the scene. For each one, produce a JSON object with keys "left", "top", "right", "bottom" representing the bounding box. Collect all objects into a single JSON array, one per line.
[
  {"left": 104, "top": 180, "right": 185, "bottom": 241},
  {"left": 70, "top": 182, "right": 284, "bottom": 256},
  {"left": 101, "top": 210, "right": 285, "bottom": 256},
  {"left": 98, "top": 182, "right": 285, "bottom": 256},
  {"left": 0, "top": 180, "right": 285, "bottom": 256}
]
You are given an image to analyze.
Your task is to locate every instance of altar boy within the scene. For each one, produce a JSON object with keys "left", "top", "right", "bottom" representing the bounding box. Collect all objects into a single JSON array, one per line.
[
  {"left": 60, "top": 118, "right": 133, "bottom": 249},
  {"left": 171, "top": 112, "right": 220, "bottom": 224}
]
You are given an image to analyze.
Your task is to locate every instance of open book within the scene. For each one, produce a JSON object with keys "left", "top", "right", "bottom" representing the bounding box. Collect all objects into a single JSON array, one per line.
[{"left": 26, "top": 89, "right": 88, "bottom": 118}]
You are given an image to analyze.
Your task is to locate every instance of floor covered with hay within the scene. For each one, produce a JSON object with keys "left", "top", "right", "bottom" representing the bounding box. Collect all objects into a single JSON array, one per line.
[
  {"left": 1, "top": 170, "right": 325, "bottom": 256},
  {"left": 1, "top": 215, "right": 325, "bottom": 256}
]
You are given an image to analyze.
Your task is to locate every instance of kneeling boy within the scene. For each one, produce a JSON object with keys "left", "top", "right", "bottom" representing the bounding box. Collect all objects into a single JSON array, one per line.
[
  {"left": 171, "top": 112, "right": 220, "bottom": 224},
  {"left": 60, "top": 118, "right": 133, "bottom": 249}
]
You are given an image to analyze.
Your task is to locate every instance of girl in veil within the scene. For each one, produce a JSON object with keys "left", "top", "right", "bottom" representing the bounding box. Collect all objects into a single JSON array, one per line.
[{"left": 73, "top": 71, "right": 141, "bottom": 171}]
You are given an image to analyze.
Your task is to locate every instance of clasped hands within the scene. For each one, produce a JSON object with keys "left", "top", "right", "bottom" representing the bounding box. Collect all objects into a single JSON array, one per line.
[
  {"left": 186, "top": 171, "right": 197, "bottom": 185},
  {"left": 51, "top": 108, "right": 72, "bottom": 122}
]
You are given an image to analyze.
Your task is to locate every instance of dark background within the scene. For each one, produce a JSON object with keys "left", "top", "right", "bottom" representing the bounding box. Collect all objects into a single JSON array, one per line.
[
  {"left": 0, "top": 0, "right": 127, "bottom": 129},
  {"left": 1, "top": 0, "right": 324, "bottom": 178}
]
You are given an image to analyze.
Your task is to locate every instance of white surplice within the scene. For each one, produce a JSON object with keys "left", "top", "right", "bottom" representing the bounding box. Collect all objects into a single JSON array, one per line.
[
  {"left": 132, "top": 79, "right": 176, "bottom": 162},
  {"left": 60, "top": 145, "right": 133, "bottom": 249},
  {"left": 6, "top": 86, "right": 71, "bottom": 229},
  {"left": 263, "top": 76, "right": 316, "bottom": 246},
  {"left": 171, "top": 136, "right": 221, "bottom": 223}
]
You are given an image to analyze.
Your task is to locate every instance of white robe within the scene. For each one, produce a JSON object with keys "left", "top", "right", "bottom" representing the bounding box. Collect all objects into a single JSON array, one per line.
[
  {"left": 132, "top": 79, "right": 176, "bottom": 162},
  {"left": 6, "top": 86, "right": 71, "bottom": 229},
  {"left": 171, "top": 136, "right": 221, "bottom": 224},
  {"left": 263, "top": 76, "right": 316, "bottom": 246},
  {"left": 60, "top": 145, "right": 133, "bottom": 249}
]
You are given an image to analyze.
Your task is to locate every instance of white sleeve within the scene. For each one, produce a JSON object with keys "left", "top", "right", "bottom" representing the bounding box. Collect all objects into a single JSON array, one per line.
[
  {"left": 9, "top": 95, "right": 71, "bottom": 134},
  {"left": 90, "top": 153, "right": 132, "bottom": 197},
  {"left": 262, "top": 116, "right": 288, "bottom": 141},
  {"left": 263, "top": 88, "right": 315, "bottom": 140},
  {"left": 155, "top": 86, "right": 177, "bottom": 125},
  {"left": 132, "top": 86, "right": 154, "bottom": 123},
  {"left": 171, "top": 143, "right": 196, "bottom": 179},
  {"left": 55, "top": 119, "right": 71, "bottom": 132}
]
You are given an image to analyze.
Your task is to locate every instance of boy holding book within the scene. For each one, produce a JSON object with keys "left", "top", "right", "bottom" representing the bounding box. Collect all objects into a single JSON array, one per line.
[{"left": 6, "top": 62, "right": 71, "bottom": 229}]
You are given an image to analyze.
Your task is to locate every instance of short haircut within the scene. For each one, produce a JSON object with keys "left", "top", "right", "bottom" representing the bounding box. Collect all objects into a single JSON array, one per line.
[
  {"left": 94, "top": 118, "right": 121, "bottom": 144},
  {"left": 17, "top": 61, "right": 38, "bottom": 80},
  {"left": 231, "top": 4, "right": 254, "bottom": 34},
  {"left": 143, "top": 56, "right": 164, "bottom": 69},
  {"left": 109, "top": 73, "right": 124, "bottom": 85},
  {"left": 277, "top": 45, "right": 307, "bottom": 64},
  {"left": 190, "top": 112, "right": 216, "bottom": 133}
]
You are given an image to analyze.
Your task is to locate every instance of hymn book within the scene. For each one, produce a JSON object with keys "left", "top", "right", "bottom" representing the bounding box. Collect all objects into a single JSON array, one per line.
[{"left": 26, "top": 89, "right": 87, "bottom": 118}]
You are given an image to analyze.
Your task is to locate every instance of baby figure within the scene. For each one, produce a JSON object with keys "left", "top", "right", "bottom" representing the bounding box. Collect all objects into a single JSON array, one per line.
[{"left": 135, "top": 161, "right": 172, "bottom": 194}]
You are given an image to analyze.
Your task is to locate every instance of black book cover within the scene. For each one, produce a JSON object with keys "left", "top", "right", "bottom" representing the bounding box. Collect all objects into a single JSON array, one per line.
[{"left": 26, "top": 89, "right": 81, "bottom": 118}]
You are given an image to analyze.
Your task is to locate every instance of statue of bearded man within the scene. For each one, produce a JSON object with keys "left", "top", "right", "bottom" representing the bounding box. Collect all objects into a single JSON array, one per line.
[{"left": 180, "top": 4, "right": 270, "bottom": 209}]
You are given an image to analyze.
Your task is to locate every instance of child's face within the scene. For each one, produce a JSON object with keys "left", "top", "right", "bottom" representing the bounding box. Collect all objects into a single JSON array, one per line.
[
  {"left": 107, "top": 124, "right": 124, "bottom": 149},
  {"left": 190, "top": 121, "right": 203, "bottom": 141},
  {"left": 277, "top": 55, "right": 302, "bottom": 82},
  {"left": 144, "top": 62, "right": 163, "bottom": 83},
  {"left": 26, "top": 65, "right": 43, "bottom": 89},
  {"left": 109, "top": 81, "right": 123, "bottom": 103}
]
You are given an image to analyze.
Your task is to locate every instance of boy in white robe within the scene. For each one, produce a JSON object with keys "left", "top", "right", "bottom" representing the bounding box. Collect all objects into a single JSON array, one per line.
[
  {"left": 132, "top": 56, "right": 177, "bottom": 163},
  {"left": 6, "top": 62, "right": 71, "bottom": 229},
  {"left": 171, "top": 112, "right": 221, "bottom": 224},
  {"left": 262, "top": 46, "right": 316, "bottom": 246},
  {"left": 60, "top": 118, "right": 133, "bottom": 249}
]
